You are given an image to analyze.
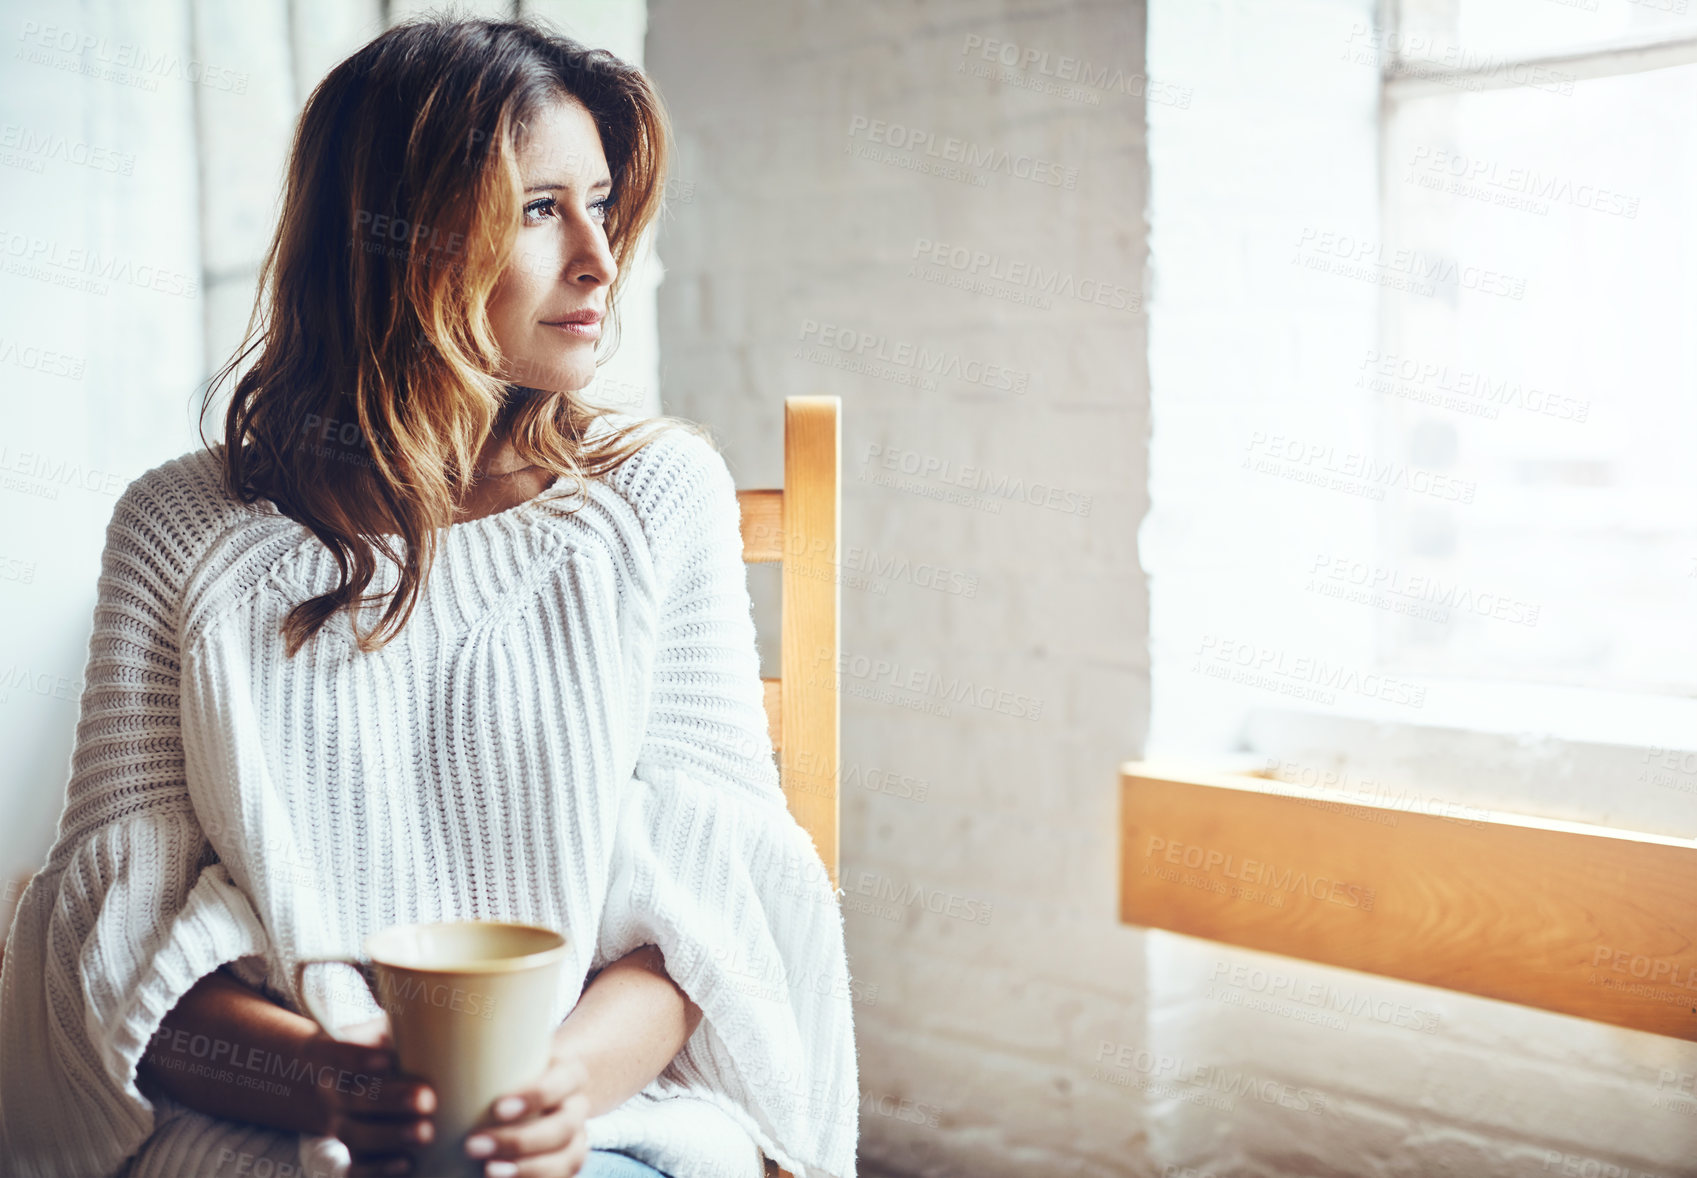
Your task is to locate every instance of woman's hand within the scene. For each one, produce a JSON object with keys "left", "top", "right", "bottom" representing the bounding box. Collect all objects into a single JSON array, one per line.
[
  {"left": 137, "top": 968, "right": 431, "bottom": 1148},
  {"left": 312, "top": 1014, "right": 442, "bottom": 1178},
  {"left": 460, "top": 1037, "right": 592, "bottom": 1178}
]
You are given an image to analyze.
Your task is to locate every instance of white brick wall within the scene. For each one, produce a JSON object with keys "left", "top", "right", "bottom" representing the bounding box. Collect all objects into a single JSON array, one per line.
[
  {"left": 1, "top": 0, "right": 211, "bottom": 894},
  {"left": 646, "top": 2, "right": 1153, "bottom": 1175}
]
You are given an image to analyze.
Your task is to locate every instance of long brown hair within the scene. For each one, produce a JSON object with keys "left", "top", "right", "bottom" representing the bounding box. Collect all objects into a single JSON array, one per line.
[{"left": 200, "top": 16, "right": 703, "bottom": 657}]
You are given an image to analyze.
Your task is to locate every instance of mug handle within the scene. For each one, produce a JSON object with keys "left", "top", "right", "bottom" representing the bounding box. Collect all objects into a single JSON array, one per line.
[{"left": 292, "top": 955, "right": 378, "bottom": 1036}]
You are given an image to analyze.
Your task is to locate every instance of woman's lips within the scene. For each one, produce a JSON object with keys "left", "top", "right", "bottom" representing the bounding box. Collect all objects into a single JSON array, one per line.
[{"left": 542, "top": 317, "right": 601, "bottom": 339}]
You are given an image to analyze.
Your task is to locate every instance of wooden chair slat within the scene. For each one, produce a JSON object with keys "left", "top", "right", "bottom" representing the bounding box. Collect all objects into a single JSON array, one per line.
[
  {"left": 738, "top": 398, "right": 841, "bottom": 1178},
  {"left": 776, "top": 397, "right": 840, "bottom": 891},
  {"left": 737, "top": 489, "right": 785, "bottom": 563}
]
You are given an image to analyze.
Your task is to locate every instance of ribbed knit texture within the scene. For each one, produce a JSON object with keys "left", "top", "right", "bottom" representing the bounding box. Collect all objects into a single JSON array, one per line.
[{"left": 0, "top": 416, "right": 859, "bottom": 1178}]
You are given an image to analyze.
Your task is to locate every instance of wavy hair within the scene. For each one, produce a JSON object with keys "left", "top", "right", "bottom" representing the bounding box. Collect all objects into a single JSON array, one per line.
[{"left": 200, "top": 16, "right": 705, "bottom": 657}]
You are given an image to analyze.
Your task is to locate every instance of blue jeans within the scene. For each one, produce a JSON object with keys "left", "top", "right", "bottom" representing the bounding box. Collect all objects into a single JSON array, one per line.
[{"left": 581, "top": 1149, "right": 673, "bottom": 1178}]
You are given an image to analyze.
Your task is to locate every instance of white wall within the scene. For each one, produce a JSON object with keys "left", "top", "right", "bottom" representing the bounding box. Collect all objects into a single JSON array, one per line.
[
  {"left": 1, "top": 0, "right": 224, "bottom": 913},
  {"left": 645, "top": 1, "right": 1153, "bottom": 1174},
  {"left": 0, "top": 0, "right": 658, "bottom": 916}
]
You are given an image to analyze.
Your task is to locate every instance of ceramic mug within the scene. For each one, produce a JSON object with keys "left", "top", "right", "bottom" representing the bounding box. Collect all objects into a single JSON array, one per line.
[{"left": 294, "top": 920, "right": 571, "bottom": 1178}]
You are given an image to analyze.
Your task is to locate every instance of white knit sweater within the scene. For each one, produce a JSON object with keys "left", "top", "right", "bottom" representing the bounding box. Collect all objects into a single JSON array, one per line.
[{"left": 0, "top": 415, "right": 859, "bottom": 1178}]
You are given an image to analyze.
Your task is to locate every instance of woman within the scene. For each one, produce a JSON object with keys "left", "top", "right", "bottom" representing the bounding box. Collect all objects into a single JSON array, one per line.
[{"left": 0, "top": 17, "right": 857, "bottom": 1178}]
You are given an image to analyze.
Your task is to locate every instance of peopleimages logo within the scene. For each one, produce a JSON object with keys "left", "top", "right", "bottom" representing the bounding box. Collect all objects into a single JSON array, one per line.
[
  {"left": 1341, "top": 24, "right": 1576, "bottom": 96},
  {"left": 1192, "top": 634, "right": 1427, "bottom": 709},
  {"left": 1306, "top": 554, "right": 1540, "bottom": 627},
  {"left": 957, "top": 34, "right": 1194, "bottom": 108},
  {"left": 1292, "top": 227, "right": 1527, "bottom": 300},
  {"left": 1356, "top": 349, "right": 1591, "bottom": 423},
  {"left": 16, "top": 20, "right": 250, "bottom": 93},
  {"left": 0, "top": 229, "right": 199, "bottom": 297},
  {"left": 1262, "top": 758, "right": 1491, "bottom": 828},
  {"left": 1591, "top": 945, "right": 1697, "bottom": 992},
  {"left": 860, "top": 442, "right": 1093, "bottom": 517},
  {"left": 847, "top": 869, "right": 994, "bottom": 925},
  {"left": 0, "top": 334, "right": 85, "bottom": 380},
  {"left": 1092, "top": 1040, "right": 1329, "bottom": 1115},
  {"left": 146, "top": 1026, "right": 383, "bottom": 1102},
  {"left": 846, "top": 115, "right": 1079, "bottom": 189},
  {"left": 910, "top": 237, "right": 1140, "bottom": 313},
  {"left": 1405, "top": 146, "right": 1640, "bottom": 219},
  {"left": 797, "top": 318, "right": 1028, "bottom": 393},
  {"left": 0, "top": 123, "right": 135, "bottom": 175},
  {"left": 0, "top": 446, "right": 127, "bottom": 496},
  {"left": 1243, "top": 432, "right": 1477, "bottom": 504},
  {"left": 1207, "top": 960, "right": 1440, "bottom": 1033},
  {"left": 817, "top": 645, "right": 1044, "bottom": 721},
  {"left": 1143, "top": 835, "right": 1376, "bottom": 911}
]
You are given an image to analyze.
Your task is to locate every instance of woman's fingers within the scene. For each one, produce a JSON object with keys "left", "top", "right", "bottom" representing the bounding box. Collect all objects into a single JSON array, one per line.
[
  {"left": 337, "top": 1013, "right": 394, "bottom": 1049},
  {"left": 347, "top": 1154, "right": 414, "bottom": 1178},
  {"left": 308, "top": 1034, "right": 402, "bottom": 1089},
  {"left": 342, "top": 1049, "right": 591, "bottom": 1176},
  {"left": 307, "top": 1038, "right": 435, "bottom": 1120},
  {"left": 309, "top": 1033, "right": 436, "bottom": 1158},
  {"left": 483, "top": 1053, "right": 589, "bottom": 1127},
  {"left": 465, "top": 1092, "right": 589, "bottom": 1162},
  {"left": 346, "top": 1082, "right": 434, "bottom": 1121},
  {"left": 337, "top": 1108, "right": 435, "bottom": 1157},
  {"left": 477, "top": 1126, "right": 591, "bottom": 1178}
]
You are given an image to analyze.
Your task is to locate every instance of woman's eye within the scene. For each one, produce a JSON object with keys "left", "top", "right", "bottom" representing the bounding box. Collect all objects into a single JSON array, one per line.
[{"left": 522, "top": 195, "right": 612, "bottom": 225}]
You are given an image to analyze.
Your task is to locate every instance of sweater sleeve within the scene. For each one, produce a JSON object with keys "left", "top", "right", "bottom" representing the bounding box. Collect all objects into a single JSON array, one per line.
[
  {"left": 0, "top": 472, "right": 273, "bottom": 1178},
  {"left": 592, "top": 430, "right": 860, "bottom": 1178}
]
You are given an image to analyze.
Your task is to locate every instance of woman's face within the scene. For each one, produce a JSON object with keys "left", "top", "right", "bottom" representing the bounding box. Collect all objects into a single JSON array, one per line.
[{"left": 485, "top": 95, "right": 618, "bottom": 394}]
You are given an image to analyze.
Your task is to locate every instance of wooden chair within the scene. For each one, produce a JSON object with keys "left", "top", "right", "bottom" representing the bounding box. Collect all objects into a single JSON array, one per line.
[
  {"left": 736, "top": 396, "right": 841, "bottom": 1178},
  {"left": 737, "top": 395, "right": 842, "bottom": 892}
]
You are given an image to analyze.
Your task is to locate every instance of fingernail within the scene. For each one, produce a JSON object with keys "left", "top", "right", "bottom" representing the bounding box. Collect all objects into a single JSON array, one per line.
[
  {"left": 465, "top": 1134, "right": 495, "bottom": 1158},
  {"left": 413, "top": 1088, "right": 436, "bottom": 1113},
  {"left": 409, "top": 1120, "right": 434, "bottom": 1144},
  {"left": 486, "top": 1163, "right": 518, "bottom": 1178},
  {"left": 493, "top": 1095, "right": 525, "bottom": 1120}
]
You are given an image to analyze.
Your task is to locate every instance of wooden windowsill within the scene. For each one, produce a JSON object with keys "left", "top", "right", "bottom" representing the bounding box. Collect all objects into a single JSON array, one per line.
[{"left": 1117, "top": 760, "right": 1697, "bottom": 1041}]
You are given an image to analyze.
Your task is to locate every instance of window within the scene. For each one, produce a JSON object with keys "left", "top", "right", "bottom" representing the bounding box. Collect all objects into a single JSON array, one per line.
[
  {"left": 1376, "top": 0, "right": 1697, "bottom": 699},
  {"left": 1147, "top": 0, "right": 1697, "bottom": 826}
]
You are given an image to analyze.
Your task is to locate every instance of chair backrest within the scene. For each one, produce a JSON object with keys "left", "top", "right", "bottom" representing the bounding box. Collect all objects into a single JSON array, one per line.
[{"left": 735, "top": 396, "right": 841, "bottom": 890}]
